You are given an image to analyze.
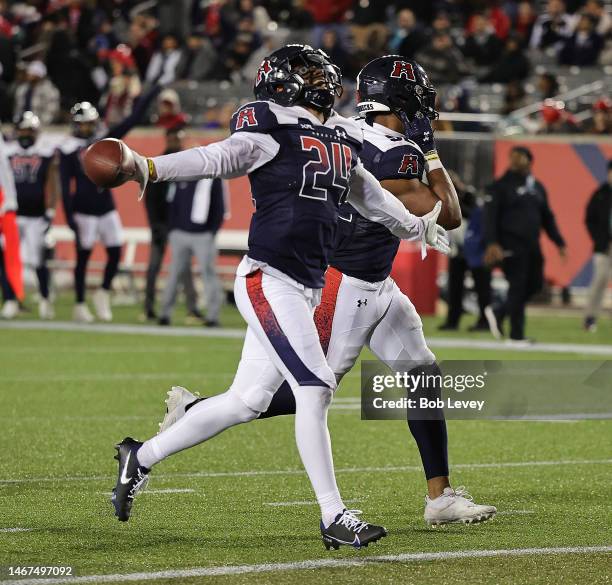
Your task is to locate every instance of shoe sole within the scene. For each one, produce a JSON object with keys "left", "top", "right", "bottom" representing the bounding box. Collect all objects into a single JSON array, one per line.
[
  {"left": 426, "top": 510, "right": 497, "bottom": 527},
  {"left": 158, "top": 387, "right": 199, "bottom": 434}
]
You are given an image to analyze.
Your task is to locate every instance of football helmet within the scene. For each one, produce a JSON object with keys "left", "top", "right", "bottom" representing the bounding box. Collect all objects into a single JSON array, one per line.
[
  {"left": 254, "top": 44, "right": 342, "bottom": 119},
  {"left": 14, "top": 111, "right": 41, "bottom": 149},
  {"left": 70, "top": 101, "right": 100, "bottom": 138},
  {"left": 357, "top": 56, "right": 438, "bottom": 127}
]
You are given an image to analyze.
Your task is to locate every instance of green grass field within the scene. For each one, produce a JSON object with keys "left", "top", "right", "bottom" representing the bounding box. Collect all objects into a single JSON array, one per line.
[{"left": 0, "top": 305, "right": 611, "bottom": 585}]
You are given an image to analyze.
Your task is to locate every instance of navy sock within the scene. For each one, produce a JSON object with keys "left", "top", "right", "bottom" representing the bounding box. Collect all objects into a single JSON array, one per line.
[
  {"left": 102, "top": 246, "right": 121, "bottom": 290},
  {"left": 75, "top": 247, "right": 92, "bottom": 303},
  {"left": 36, "top": 266, "right": 50, "bottom": 299}
]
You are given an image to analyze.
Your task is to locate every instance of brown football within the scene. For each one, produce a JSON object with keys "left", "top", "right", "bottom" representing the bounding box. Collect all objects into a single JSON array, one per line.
[{"left": 82, "top": 138, "right": 135, "bottom": 189}]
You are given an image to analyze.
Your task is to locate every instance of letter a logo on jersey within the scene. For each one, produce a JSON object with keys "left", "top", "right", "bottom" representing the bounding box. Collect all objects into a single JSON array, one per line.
[
  {"left": 256, "top": 60, "right": 272, "bottom": 85},
  {"left": 235, "top": 107, "right": 258, "bottom": 130},
  {"left": 398, "top": 154, "right": 419, "bottom": 175},
  {"left": 390, "top": 61, "right": 415, "bottom": 81}
]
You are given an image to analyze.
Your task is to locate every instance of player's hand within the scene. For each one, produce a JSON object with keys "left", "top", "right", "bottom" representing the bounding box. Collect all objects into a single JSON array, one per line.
[
  {"left": 406, "top": 114, "right": 436, "bottom": 156},
  {"left": 420, "top": 201, "right": 451, "bottom": 258},
  {"left": 43, "top": 209, "right": 55, "bottom": 234},
  {"left": 125, "top": 148, "right": 151, "bottom": 200},
  {"left": 484, "top": 243, "right": 504, "bottom": 267}
]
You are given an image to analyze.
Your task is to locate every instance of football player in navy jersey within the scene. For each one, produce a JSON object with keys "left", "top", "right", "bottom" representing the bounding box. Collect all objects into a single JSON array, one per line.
[
  {"left": 4, "top": 112, "right": 59, "bottom": 319},
  {"left": 163, "top": 57, "right": 497, "bottom": 527},
  {"left": 60, "top": 84, "right": 161, "bottom": 323},
  {"left": 107, "top": 45, "right": 450, "bottom": 549}
]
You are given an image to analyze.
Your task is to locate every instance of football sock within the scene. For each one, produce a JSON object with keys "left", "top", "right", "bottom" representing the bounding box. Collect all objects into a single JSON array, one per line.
[
  {"left": 102, "top": 246, "right": 121, "bottom": 290},
  {"left": 75, "top": 247, "right": 92, "bottom": 303},
  {"left": 36, "top": 266, "right": 50, "bottom": 299},
  {"left": 293, "top": 386, "right": 344, "bottom": 527},
  {"left": 259, "top": 381, "right": 296, "bottom": 418},
  {"left": 136, "top": 390, "right": 258, "bottom": 468},
  {"left": 406, "top": 363, "right": 449, "bottom": 479}
]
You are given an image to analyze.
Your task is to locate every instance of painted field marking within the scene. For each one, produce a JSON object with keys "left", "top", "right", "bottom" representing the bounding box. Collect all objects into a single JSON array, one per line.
[
  {"left": 264, "top": 498, "right": 363, "bottom": 507},
  {"left": 1, "top": 458, "right": 610, "bottom": 486},
  {"left": 0, "top": 527, "right": 32, "bottom": 533},
  {"left": 0, "top": 546, "right": 610, "bottom": 585},
  {"left": 98, "top": 489, "right": 195, "bottom": 496}
]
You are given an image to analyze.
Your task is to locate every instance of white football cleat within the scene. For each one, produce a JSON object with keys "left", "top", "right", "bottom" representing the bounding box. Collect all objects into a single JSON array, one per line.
[
  {"left": 1, "top": 300, "right": 19, "bottom": 319},
  {"left": 424, "top": 486, "right": 497, "bottom": 527},
  {"left": 38, "top": 298, "right": 54, "bottom": 320},
  {"left": 158, "top": 386, "right": 200, "bottom": 434},
  {"left": 93, "top": 289, "right": 112, "bottom": 321},
  {"left": 73, "top": 303, "right": 94, "bottom": 323}
]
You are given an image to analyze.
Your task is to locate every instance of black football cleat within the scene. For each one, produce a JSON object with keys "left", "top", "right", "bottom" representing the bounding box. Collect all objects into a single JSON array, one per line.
[
  {"left": 321, "top": 510, "right": 387, "bottom": 550},
  {"left": 111, "top": 437, "right": 150, "bottom": 521}
]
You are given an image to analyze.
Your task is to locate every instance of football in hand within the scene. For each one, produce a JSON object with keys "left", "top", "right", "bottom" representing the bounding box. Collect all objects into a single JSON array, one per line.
[{"left": 82, "top": 138, "right": 136, "bottom": 188}]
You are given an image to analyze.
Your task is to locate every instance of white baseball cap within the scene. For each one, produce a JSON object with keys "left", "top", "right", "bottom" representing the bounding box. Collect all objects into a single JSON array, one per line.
[{"left": 27, "top": 60, "right": 47, "bottom": 78}]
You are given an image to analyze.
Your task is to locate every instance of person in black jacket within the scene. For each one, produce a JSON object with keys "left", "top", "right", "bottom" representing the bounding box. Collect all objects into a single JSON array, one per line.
[
  {"left": 584, "top": 160, "right": 612, "bottom": 331},
  {"left": 143, "top": 126, "right": 199, "bottom": 322},
  {"left": 483, "top": 146, "right": 566, "bottom": 343}
]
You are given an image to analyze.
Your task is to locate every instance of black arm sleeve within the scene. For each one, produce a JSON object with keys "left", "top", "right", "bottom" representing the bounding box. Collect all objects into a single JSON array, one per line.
[
  {"left": 105, "top": 83, "right": 163, "bottom": 140},
  {"left": 540, "top": 185, "right": 565, "bottom": 248},
  {"left": 584, "top": 188, "right": 600, "bottom": 242}
]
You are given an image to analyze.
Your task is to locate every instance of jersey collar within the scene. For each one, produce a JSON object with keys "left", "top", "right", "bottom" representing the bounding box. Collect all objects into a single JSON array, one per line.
[{"left": 371, "top": 122, "right": 405, "bottom": 140}]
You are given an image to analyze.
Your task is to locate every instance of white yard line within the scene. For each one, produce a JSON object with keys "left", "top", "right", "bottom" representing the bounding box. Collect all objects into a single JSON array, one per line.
[
  {"left": 0, "top": 546, "right": 610, "bottom": 585},
  {"left": 1, "top": 458, "right": 610, "bottom": 486},
  {"left": 264, "top": 498, "right": 363, "bottom": 507},
  {"left": 0, "top": 527, "right": 32, "bottom": 533},
  {"left": 98, "top": 489, "right": 195, "bottom": 496},
  {"left": 2, "top": 320, "right": 611, "bottom": 355}
]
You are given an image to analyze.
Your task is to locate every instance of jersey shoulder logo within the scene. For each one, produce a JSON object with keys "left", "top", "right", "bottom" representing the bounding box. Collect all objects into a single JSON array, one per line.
[
  {"left": 235, "top": 107, "right": 258, "bottom": 130},
  {"left": 398, "top": 153, "right": 419, "bottom": 175},
  {"left": 390, "top": 60, "right": 416, "bottom": 81}
]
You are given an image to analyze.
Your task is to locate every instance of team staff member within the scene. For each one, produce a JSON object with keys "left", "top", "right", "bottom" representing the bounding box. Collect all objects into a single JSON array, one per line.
[
  {"left": 583, "top": 160, "right": 612, "bottom": 331},
  {"left": 483, "top": 146, "right": 566, "bottom": 343},
  {"left": 143, "top": 126, "right": 200, "bottom": 323}
]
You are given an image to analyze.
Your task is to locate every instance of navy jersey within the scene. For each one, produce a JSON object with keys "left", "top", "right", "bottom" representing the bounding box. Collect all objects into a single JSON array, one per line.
[
  {"left": 60, "top": 136, "right": 116, "bottom": 216},
  {"left": 230, "top": 101, "right": 363, "bottom": 289},
  {"left": 330, "top": 119, "right": 425, "bottom": 282},
  {"left": 5, "top": 139, "right": 56, "bottom": 217},
  {"left": 168, "top": 178, "right": 225, "bottom": 233}
]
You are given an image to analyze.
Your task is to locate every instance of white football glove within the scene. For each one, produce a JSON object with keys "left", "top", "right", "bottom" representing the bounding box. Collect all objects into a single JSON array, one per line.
[
  {"left": 122, "top": 146, "right": 150, "bottom": 200},
  {"left": 419, "top": 201, "right": 451, "bottom": 259}
]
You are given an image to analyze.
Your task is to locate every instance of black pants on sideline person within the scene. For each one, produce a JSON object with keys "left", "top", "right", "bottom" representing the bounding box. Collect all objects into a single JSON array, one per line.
[
  {"left": 499, "top": 247, "right": 544, "bottom": 340},
  {"left": 444, "top": 256, "right": 492, "bottom": 329}
]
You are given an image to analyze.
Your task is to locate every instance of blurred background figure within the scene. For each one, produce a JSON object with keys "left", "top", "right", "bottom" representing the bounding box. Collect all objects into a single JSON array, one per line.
[
  {"left": 483, "top": 147, "right": 567, "bottom": 344},
  {"left": 101, "top": 45, "right": 141, "bottom": 127},
  {"left": 530, "top": 0, "right": 577, "bottom": 51},
  {"left": 154, "top": 89, "right": 189, "bottom": 130},
  {"left": 439, "top": 171, "right": 493, "bottom": 333},
  {"left": 584, "top": 98, "right": 612, "bottom": 134},
  {"left": 538, "top": 99, "right": 581, "bottom": 133},
  {"left": 143, "top": 126, "right": 199, "bottom": 323},
  {"left": 559, "top": 13, "right": 604, "bottom": 65},
  {"left": 583, "top": 160, "right": 612, "bottom": 332},
  {"left": 13, "top": 61, "right": 60, "bottom": 126},
  {"left": 158, "top": 130, "right": 226, "bottom": 328},
  {"left": 145, "top": 33, "right": 183, "bottom": 85}
]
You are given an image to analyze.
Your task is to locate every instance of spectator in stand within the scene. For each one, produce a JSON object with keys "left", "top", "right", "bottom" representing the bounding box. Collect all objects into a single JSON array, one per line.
[
  {"left": 559, "top": 13, "right": 603, "bottom": 65},
  {"left": 304, "top": 0, "right": 352, "bottom": 48},
  {"left": 463, "top": 12, "right": 504, "bottom": 67},
  {"left": 514, "top": 0, "right": 537, "bottom": 43},
  {"left": 177, "top": 33, "right": 218, "bottom": 81},
  {"left": 584, "top": 98, "right": 612, "bottom": 135},
  {"left": 388, "top": 8, "right": 427, "bottom": 58},
  {"left": 538, "top": 99, "right": 581, "bottom": 133},
  {"left": 583, "top": 160, "right": 612, "bottom": 332},
  {"left": 224, "top": 0, "right": 271, "bottom": 35},
  {"left": 13, "top": 61, "right": 60, "bottom": 125},
  {"left": 155, "top": 89, "right": 189, "bottom": 130},
  {"left": 530, "top": 0, "right": 576, "bottom": 50},
  {"left": 536, "top": 72, "right": 560, "bottom": 99},
  {"left": 583, "top": 0, "right": 611, "bottom": 36},
  {"left": 350, "top": 0, "right": 388, "bottom": 51},
  {"left": 416, "top": 32, "right": 470, "bottom": 85},
  {"left": 501, "top": 80, "right": 528, "bottom": 114},
  {"left": 101, "top": 45, "right": 141, "bottom": 127},
  {"left": 321, "top": 28, "right": 352, "bottom": 78},
  {"left": 479, "top": 34, "right": 530, "bottom": 82},
  {"left": 145, "top": 32, "right": 183, "bottom": 85},
  {"left": 157, "top": 0, "right": 192, "bottom": 39},
  {"left": 128, "top": 14, "right": 158, "bottom": 80}
]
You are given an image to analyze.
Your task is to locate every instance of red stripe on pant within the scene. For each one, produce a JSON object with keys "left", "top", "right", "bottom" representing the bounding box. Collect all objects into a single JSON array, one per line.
[
  {"left": 314, "top": 267, "right": 343, "bottom": 356},
  {"left": 245, "top": 269, "right": 326, "bottom": 387}
]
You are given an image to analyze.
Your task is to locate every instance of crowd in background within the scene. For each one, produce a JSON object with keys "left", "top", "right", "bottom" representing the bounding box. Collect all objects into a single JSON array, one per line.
[{"left": 0, "top": 0, "right": 610, "bottom": 133}]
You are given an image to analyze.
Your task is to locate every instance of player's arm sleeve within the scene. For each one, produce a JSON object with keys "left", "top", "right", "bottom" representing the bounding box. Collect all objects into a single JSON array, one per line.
[
  {"left": 151, "top": 133, "right": 279, "bottom": 182},
  {"left": 106, "top": 83, "right": 163, "bottom": 140},
  {"left": 348, "top": 161, "right": 423, "bottom": 241},
  {"left": 482, "top": 183, "right": 502, "bottom": 245},
  {"left": 0, "top": 134, "right": 17, "bottom": 212},
  {"left": 540, "top": 186, "right": 565, "bottom": 248}
]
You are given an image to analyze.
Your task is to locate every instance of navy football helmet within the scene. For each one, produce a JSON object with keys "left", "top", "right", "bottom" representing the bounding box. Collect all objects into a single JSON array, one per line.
[
  {"left": 357, "top": 56, "right": 438, "bottom": 127},
  {"left": 253, "top": 44, "right": 342, "bottom": 118}
]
